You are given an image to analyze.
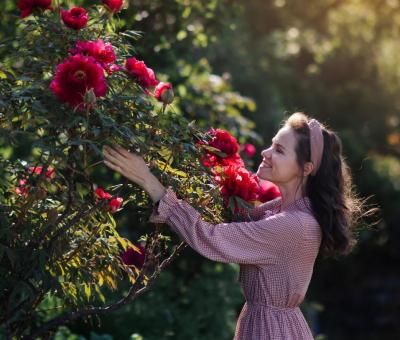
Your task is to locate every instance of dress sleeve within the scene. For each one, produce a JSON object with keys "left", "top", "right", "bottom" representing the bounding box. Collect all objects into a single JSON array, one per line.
[
  {"left": 149, "top": 188, "right": 304, "bottom": 265},
  {"left": 235, "top": 197, "right": 282, "bottom": 221}
]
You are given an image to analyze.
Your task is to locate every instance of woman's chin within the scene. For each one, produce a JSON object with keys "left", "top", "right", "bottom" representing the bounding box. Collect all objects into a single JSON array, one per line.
[{"left": 256, "top": 168, "right": 271, "bottom": 181}]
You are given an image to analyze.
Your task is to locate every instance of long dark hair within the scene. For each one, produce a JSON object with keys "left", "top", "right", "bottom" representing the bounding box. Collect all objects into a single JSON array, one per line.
[{"left": 284, "top": 112, "right": 378, "bottom": 259}]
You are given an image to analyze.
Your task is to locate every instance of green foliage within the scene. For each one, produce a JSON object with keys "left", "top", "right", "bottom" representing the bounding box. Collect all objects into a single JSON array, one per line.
[
  {"left": 2, "top": 0, "right": 399, "bottom": 339},
  {"left": 0, "top": 0, "right": 263, "bottom": 338},
  {"left": 205, "top": 1, "right": 400, "bottom": 338},
  {"left": 68, "top": 260, "right": 243, "bottom": 340},
  {"left": 0, "top": 2, "right": 241, "bottom": 338}
]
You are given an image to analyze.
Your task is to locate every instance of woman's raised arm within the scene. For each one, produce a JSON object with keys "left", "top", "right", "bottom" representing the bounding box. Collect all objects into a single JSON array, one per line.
[{"left": 150, "top": 188, "right": 304, "bottom": 265}]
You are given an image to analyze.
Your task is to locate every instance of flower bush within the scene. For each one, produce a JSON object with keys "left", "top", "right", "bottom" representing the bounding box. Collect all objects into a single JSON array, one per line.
[
  {"left": 0, "top": 0, "right": 272, "bottom": 338},
  {"left": 0, "top": 1, "right": 227, "bottom": 338},
  {"left": 50, "top": 54, "right": 108, "bottom": 109}
]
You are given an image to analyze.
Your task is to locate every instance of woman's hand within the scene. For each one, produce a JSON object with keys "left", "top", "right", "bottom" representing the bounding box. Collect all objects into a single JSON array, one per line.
[
  {"left": 102, "top": 144, "right": 166, "bottom": 203},
  {"left": 102, "top": 144, "right": 151, "bottom": 187}
]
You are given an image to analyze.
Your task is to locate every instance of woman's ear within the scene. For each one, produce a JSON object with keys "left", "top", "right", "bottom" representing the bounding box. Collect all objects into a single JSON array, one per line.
[{"left": 303, "top": 161, "right": 314, "bottom": 177}]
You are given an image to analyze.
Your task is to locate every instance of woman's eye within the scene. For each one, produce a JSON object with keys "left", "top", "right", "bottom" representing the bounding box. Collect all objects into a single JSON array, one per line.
[{"left": 271, "top": 143, "right": 283, "bottom": 154}]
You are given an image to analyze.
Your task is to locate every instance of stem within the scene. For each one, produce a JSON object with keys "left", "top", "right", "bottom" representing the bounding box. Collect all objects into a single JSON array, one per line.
[
  {"left": 25, "top": 241, "right": 187, "bottom": 340},
  {"left": 85, "top": 160, "right": 104, "bottom": 169}
]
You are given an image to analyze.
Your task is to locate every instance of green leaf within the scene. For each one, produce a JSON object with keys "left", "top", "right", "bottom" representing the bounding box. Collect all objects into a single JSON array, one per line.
[
  {"left": 235, "top": 196, "right": 254, "bottom": 210},
  {"left": 83, "top": 283, "right": 91, "bottom": 301}
]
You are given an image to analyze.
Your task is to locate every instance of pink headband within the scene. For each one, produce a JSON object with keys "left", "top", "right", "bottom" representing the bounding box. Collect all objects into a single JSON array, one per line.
[{"left": 308, "top": 119, "right": 324, "bottom": 176}]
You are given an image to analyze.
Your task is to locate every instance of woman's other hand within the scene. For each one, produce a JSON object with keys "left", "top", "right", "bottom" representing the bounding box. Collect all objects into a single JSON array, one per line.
[
  {"left": 102, "top": 144, "right": 150, "bottom": 187},
  {"left": 102, "top": 144, "right": 166, "bottom": 202}
]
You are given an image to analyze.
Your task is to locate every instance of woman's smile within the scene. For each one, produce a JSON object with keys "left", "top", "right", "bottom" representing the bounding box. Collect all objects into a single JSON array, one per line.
[{"left": 260, "top": 159, "right": 272, "bottom": 168}]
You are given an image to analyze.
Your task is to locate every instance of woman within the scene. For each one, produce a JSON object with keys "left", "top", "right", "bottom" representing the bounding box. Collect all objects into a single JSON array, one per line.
[{"left": 102, "top": 112, "right": 365, "bottom": 339}]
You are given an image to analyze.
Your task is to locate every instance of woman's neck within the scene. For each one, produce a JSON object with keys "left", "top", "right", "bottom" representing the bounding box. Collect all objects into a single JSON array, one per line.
[{"left": 278, "top": 184, "right": 306, "bottom": 211}]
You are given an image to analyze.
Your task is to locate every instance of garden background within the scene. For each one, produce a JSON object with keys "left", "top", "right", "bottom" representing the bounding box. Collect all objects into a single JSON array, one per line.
[{"left": 1, "top": 0, "right": 399, "bottom": 339}]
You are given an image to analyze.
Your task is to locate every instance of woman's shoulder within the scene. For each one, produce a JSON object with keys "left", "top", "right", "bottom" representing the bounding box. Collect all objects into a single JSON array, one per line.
[
  {"left": 279, "top": 197, "right": 321, "bottom": 241},
  {"left": 292, "top": 210, "right": 321, "bottom": 242}
]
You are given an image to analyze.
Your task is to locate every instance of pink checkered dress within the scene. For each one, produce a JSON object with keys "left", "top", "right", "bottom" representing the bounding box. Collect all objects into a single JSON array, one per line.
[{"left": 149, "top": 188, "right": 322, "bottom": 340}]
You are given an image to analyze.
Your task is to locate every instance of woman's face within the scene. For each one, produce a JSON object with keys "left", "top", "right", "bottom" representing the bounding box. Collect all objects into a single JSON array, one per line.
[{"left": 257, "top": 126, "right": 302, "bottom": 185}]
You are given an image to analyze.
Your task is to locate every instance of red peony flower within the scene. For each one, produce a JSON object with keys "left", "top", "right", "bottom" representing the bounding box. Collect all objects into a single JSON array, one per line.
[
  {"left": 50, "top": 54, "right": 107, "bottom": 109},
  {"left": 257, "top": 180, "right": 281, "bottom": 203},
  {"left": 108, "top": 197, "right": 123, "bottom": 213},
  {"left": 201, "top": 152, "right": 244, "bottom": 168},
  {"left": 61, "top": 7, "right": 88, "bottom": 30},
  {"left": 70, "top": 40, "right": 117, "bottom": 73},
  {"left": 209, "top": 128, "right": 240, "bottom": 157},
  {"left": 121, "top": 244, "right": 146, "bottom": 268},
  {"left": 102, "top": 0, "right": 124, "bottom": 13},
  {"left": 198, "top": 128, "right": 243, "bottom": 168},
  {"left": 154, "top": 82, "right": 174, "bottom": 104},
  {"left": 125, "top": 57, "right": 159, "bottom": 90},
  {"left": 215, "top": 166, "right": 260, "bottom": 210},
  {"left": 17, "top": 0, "right": 53, "bottom": 18},
  {"left": 242, "top": 143, "right": 256, "bottom": 158},
  {"left": 95, "top": 187, "right": 112, "bottom": 200}
]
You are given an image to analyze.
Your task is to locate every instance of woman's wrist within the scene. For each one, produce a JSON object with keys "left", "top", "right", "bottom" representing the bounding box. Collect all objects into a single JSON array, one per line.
[{"left": 142, "top": 172, "right": 167, "bottom": 203}]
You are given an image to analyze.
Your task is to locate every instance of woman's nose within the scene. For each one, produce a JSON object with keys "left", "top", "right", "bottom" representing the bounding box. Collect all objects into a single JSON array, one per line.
[{"left": 261, "top": 147, "right": 271, "bottom": 158}]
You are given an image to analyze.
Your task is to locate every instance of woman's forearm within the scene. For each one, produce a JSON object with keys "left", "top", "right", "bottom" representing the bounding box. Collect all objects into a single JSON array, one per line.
[{"left": 142, "top": 172, "right": 167, "bottom": 203}]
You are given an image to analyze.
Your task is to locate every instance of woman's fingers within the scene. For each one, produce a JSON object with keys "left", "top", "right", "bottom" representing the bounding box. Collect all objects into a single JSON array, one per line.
[
  {"left": 103, "top": 149, "right": 125, "bottom": 169},
  {"left": 102, "top": 145, "right": 150, "bottom": 186},
  {"left": 103, "top": 145, "right": 124, "bottom": 160},
  {"left": 103, "top": 159, "right": 123, "bottom": 174},
  {"left": 103, "top": 146, "right": 131, "bottom": 168},
  {"left": 114, "top": 144, "right": 132, "bottom": 158}
]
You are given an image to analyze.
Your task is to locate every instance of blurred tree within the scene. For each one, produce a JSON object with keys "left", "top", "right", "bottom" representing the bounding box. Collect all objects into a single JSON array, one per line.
[{"left": 206, "top": 0, "right": 400, "bottom": 338}]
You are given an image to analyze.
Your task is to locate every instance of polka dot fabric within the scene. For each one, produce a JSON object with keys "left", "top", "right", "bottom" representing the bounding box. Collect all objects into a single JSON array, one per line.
[{"left": 149, "top": 188, "right": 322, "bottom": 340}]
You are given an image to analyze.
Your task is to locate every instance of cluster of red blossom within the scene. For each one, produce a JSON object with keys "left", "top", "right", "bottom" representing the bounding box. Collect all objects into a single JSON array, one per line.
[
  {"left": 49, "top": 40, "right": 173, "bottom": 110},
  {"left": 94, "top": 187, "right": 123, "bottom": 213},
  {"left": 17, "top": 0, "right": 174, "bottom": 110},
  {"left": 17, "top": 0, "right": 123, "bottom": 19},
  {"left": 198, "top": 128, "right": 281, "bottom": 211},
  {"left": 15, "top": 165, "right": 55, "bottom": 197},
  {"left": 14, "top": 166, "right": 123, "bottom": 213}
]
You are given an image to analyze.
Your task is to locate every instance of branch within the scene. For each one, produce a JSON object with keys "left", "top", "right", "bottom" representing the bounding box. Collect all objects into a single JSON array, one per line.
[
  {"left": 25, "top": 240, "right": 187, "bottom": 340},
  {"left": 44, "top": 200, "right": 106, "bottom": 252}
]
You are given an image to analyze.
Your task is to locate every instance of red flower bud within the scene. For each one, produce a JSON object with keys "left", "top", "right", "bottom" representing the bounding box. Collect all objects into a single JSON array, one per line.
[
  {"left": 242, "top": 143, "right": 256, "bottom": 158},
  {"left": 61, "top": 7, "right": 88, "bottom": 30},
  {"left": 95, "top": 187, "right": 112, "bottom": 200},
  {"left": 102, "top": 0, "right": 124, "bottom": 13},
  {"left": 154, "top": 82, "right": 174, "bottom": 104},
  {"left": 108, "top": 197, "right": 123, "bottom": 213}
]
